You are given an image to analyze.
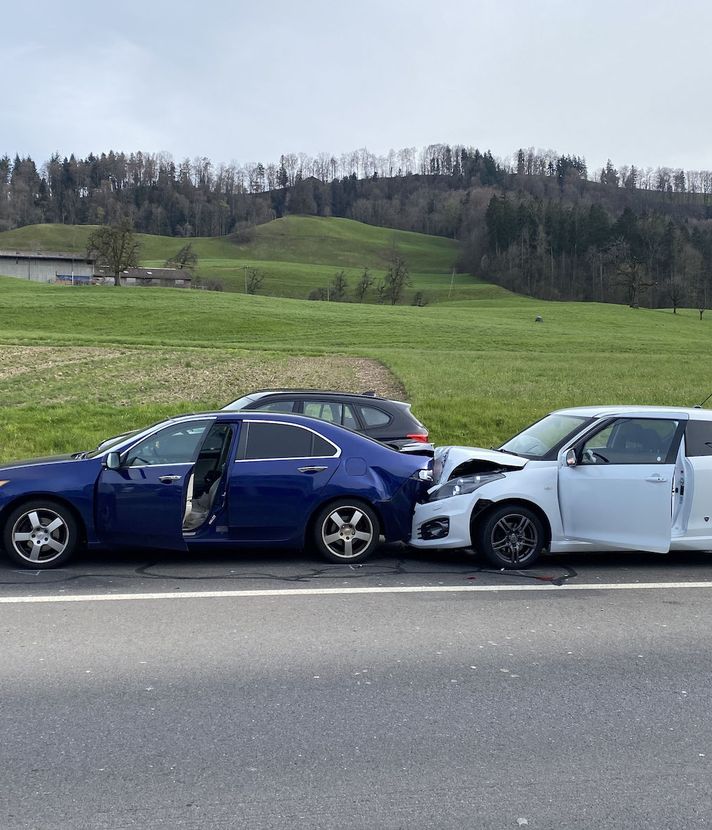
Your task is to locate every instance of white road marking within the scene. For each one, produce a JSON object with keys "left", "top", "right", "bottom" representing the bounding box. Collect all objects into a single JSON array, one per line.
[{"left": 1, "top": 580, "right": 712, "bottom": 604}]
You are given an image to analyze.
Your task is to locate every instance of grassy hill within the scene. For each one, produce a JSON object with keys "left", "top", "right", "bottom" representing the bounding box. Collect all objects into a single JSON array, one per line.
[
  {"left": 0, "top": 274, "right": 709, "bottom": 462},
  {"left": 0, "top": 217, "right": 506, "bottom": 303}
]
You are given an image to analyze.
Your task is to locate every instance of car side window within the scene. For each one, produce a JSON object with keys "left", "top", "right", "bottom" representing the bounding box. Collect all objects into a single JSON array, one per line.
[
  {"left": 359, "top": 406, "right": 391, "bottom": 428},
  {"left": 237, "top": 422, "right": 338, "bottom": 460},
  {"left": 580, "top": 418, "right": 679, "bottom": 465},
  {"left": 124, "top": 420, "right": 211, "bottom": 466},
  {"left": 685, "top": 421, "right": 712, "bottom": 457},
  {"left": 302, "top": 401, "right": 359, "bottom": 429},
  {"left": 253, "top": 400, "right": 296, "bottom": 414},
  {"left": 304, "top": 401, "right": 342, "bottom": 423},
  {"left": 343, "top": 404, "right": 359, "bottom": 430}
]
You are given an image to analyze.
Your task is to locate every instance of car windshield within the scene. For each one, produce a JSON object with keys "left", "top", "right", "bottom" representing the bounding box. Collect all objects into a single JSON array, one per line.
[
  {"left": 84, "top": 427, "right": 146, "bottom": 458},
  {"left": 500, "top": 414, "right": 590, "bottom": 458}
]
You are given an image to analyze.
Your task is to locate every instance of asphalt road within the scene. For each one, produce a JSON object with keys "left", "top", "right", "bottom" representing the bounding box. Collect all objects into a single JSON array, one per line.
[{"left": 2, "top": 546, "right": 712, "bottom": 829}]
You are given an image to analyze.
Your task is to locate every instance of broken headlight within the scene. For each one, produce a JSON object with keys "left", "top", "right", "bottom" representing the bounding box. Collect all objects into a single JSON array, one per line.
[{"left": 427, "top": 473, "right": 504, "bottom": 502}]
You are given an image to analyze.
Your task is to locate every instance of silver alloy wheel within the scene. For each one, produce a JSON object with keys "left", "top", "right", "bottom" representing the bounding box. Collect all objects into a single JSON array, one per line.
[
  {"left": 490, "top": 513, "right": 538, "bottom": 565},
  {"left": 11, "top": 508, "right": 70, "bottom": 564},
  {"left": 321, "top": 506, "right": 374, "bottom": 560}
]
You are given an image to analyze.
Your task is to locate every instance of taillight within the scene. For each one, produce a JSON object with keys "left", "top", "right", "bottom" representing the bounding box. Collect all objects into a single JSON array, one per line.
[{"left": 407, "top": 433, "right": 429, "bottom": 443}]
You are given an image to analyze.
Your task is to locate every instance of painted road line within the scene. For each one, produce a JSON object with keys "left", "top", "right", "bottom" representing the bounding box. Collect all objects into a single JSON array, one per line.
[{"left": 1, "top": 581, "right": 712, "bottom": 604}]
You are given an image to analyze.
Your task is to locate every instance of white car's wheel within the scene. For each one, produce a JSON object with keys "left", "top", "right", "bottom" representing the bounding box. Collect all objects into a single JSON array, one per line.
[{"left": 475, "top": 505, "right": 544, "bottom": 569}]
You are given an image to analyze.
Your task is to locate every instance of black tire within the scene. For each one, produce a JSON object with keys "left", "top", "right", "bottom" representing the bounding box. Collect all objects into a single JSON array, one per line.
[
  {"left": 475, "top": 504, "right": 544, "bottom": 569},
  {"left": 2, "top": 499, "right": 80, "bottom": 569},
  {"left": 313, "top": 500, "right": 380, "bottom": 564}
]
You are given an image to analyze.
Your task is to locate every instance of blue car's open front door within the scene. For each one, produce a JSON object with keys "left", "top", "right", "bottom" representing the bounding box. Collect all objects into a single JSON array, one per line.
[
  {"left": 95, "top": 418, "right": 215, "bottom": 550},
  {"left": 96, "top": 463, "right": 192, "bottom": 550}
]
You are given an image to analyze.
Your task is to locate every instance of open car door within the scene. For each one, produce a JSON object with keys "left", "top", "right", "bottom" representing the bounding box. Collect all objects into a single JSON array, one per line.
[
  {"left": 557, "top": 416, "right": 685, "bottom": 553},
  {"left": 96, "top": 418, "right": 215, "bottom": 550}
]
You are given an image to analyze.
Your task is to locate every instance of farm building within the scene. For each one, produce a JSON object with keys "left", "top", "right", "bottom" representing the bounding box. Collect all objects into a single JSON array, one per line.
[
  {"left": 0, "top": 252, "right": 192, "bottom": 288},
  {"left": 94, "top": 267, "right": 192, "bottom": 288},
  {"left": 0, "top": 250, "right": 95, "bottom": 283}
]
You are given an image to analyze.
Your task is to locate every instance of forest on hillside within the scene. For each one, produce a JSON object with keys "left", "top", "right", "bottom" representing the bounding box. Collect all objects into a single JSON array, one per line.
[{"left": 2, "top": 144, "right": 712, "bottom": 309}]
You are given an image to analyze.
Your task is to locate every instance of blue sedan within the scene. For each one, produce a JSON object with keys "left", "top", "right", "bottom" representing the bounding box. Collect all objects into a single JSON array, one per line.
[{"left": 0, "top": 412, "right": 429, "bottom": 569}]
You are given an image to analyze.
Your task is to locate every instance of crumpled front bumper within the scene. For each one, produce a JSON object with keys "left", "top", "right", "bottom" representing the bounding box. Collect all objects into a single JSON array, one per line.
[{"left": 410, "top": 493, "right": 477, "bottom": 549}]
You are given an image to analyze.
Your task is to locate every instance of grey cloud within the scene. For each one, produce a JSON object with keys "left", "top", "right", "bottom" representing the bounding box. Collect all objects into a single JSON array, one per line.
[{"left": 3, "top": 0, "right": 712, "bottom": 171}]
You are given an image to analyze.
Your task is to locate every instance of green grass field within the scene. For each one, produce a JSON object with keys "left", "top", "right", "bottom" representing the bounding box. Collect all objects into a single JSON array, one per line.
[
  {"left": 0, "top": 271, "right": 710, "bottom": 463},
  {"left": 0, "top": 216, "right": 504, "bottom": 302}
]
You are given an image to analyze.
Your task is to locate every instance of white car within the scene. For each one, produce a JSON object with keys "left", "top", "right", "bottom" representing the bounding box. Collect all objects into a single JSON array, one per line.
[{"left": 411, "top": 406, "right": 712, "bottom": 568}]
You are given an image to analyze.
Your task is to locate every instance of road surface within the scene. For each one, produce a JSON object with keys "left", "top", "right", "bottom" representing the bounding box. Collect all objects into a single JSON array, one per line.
[{"left": 1, "top": 546, "right": 711, "bottom": 828}]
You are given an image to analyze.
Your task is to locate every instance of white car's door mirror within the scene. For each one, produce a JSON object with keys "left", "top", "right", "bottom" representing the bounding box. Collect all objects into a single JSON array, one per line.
[{"left": 565, "top": 448, "right": 578, "bottom": 467}]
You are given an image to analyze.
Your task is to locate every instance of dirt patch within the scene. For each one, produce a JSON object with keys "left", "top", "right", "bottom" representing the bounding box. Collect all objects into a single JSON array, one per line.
[
  {"left": 146, "top": 354, "right": 407, "bottom": 405},
  {"left": 0, "top": 346, "right": 129, "bottom": 381},
  {"left": 0, "top": 346, "right": 407, "bottom": 407}
]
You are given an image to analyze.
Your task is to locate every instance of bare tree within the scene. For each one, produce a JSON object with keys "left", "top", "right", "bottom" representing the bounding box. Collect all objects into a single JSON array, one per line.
[
  {"left": 165, "top": 242, "right": 198, "bottom": 270},
  {"left": 620, "top": 261, "right": 656, "bottom": 309},
  {"left": 668, "top": 276, "right": 686, "bottom": 314},
  {"left": 329, "top": 271, "right": 348, "bottom": 302},
  {"left": 353, "top": 267, "right": 373, "bottom": 302},
  {"left": 608, "top": 239, "right": 655, "bottom": 308},
  {"left": 86, "top": 218, "right": 140, "bottom": 286},
  {"left": 380, "top": 252, "right": 411, "bottom": 305},
  {"left": 691, "top": 248, "right": 708, "bottom": 319},
  {"left": 245, "top": 268, "right": 263, "bottom": 294}
]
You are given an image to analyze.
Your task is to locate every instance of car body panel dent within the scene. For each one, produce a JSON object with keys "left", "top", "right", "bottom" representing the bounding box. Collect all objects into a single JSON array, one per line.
[
  {"left": 412, "top": 406, "right": 710, "bottom": 560},
  {"left": 0, "top": 411, "right": 428, "bottom": 566},
  {"left": 433, "top": 446, "right": 527, "bottom": 485}
]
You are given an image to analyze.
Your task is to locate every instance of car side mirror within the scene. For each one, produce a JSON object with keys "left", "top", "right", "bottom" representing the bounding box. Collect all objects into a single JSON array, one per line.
[
  {"left": 565, "top": 448, "right": 578, "bottom": 468},
  {"left": 105, "top": 451, "right": 121, "bottom": 470}
]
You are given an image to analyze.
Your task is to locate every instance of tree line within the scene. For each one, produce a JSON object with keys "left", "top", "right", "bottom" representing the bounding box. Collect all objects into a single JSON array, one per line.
[
  {"left": 473, "top": 197, "right": 712, "bottom": 311},
  {"left": 3, "top": 144, "right": 712, "bottom": 238},
  {"left": 2, "top": 143, "right": 712, "bottom": 308}
]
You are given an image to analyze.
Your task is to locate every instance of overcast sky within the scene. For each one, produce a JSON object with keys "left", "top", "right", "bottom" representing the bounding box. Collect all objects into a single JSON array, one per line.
[{"left": 3, "top": 0, "right": 711, "bottom": 173}]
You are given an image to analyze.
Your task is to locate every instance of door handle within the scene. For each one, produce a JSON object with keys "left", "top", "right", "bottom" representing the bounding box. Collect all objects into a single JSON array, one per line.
[
  {"left": 298, "top": 466, "right": 328, "bottom": 474},
  {"left": 645, "top": 475, "right": 668, "bottom": 483},
  {"left": 159, "top": 475, "right": 182, "bottom": 483}
]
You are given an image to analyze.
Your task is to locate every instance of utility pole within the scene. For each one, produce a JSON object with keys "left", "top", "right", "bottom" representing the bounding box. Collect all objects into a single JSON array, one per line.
[
  {"left": 448, "top": 268, "right": 455, "bottom": 300},
  {"left": 244, "top": 264, "right": 248, "bottom": 293}
]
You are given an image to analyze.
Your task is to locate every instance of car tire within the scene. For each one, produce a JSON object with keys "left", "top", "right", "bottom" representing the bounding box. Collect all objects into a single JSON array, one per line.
[
  {"left": 475, "top": 504, "right": 544, "bottom": 569},
  {"left": 313, "top": 500, "right": 380, "bottom": 564},
  {"left": 2, "top": 500, "right": 80, "bottom": 569}
]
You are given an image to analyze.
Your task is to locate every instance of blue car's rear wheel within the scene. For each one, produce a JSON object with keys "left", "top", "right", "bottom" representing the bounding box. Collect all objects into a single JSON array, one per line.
[
  {"left": 314, "top": 500, "right": 380, "bottom": 564},
  {"left": 2, "top": 500, "right": 79, "bottom": 569}
]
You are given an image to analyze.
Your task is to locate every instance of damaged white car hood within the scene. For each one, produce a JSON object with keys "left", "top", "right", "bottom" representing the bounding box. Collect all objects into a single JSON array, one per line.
[{"left": 433, "top": 445, "right": 527, "bottom": 484}]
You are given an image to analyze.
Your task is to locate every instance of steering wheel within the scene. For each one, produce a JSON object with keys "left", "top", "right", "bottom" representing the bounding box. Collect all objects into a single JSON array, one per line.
[{"left": 583, "top": 448, "right": 609, "bottom": 464}]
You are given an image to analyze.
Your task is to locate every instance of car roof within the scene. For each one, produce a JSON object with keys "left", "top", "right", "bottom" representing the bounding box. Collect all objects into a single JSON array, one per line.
[
  {"left": 553, "top": 405, "right": 712, "bottom": 421},
  {"left": 150, "top": 409, "right": 391, "bottom": 433},
  {"left": 247, "top": 388, "right": 385, "bottom": 400},
  {"left": 242, "top": 389, "right": 411, "bottom": 409},
  {"left": 125, "top": 410, "right": 407, "bottom": 456}
]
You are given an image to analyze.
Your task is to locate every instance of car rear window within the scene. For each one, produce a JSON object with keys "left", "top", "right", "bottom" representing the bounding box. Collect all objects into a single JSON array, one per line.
[
  {"left": 685, "top": 420, "right": 712, "bottom": 456},
  {"left": 359, "top": 406, "right": 391, "bottom": 428}
]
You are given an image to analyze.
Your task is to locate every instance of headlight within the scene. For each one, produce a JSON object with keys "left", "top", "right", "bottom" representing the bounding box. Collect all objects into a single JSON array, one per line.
[
  {"left": 427, "top": 473, "right": 504, "bottom": 502},
  {"left": 0, "top": 480, "right": 9, "bottom": 487}
]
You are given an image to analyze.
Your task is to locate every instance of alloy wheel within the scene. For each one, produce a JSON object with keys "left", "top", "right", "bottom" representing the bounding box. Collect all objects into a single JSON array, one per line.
[
  {"left": 11, "top": 508, "right": 70, "bottom": 565},
  {"left": 321, "top": 506, "right": 374, "bottom": 560},
  {"left": 490, "top": 513, "right": 539, "bottom": 566}
]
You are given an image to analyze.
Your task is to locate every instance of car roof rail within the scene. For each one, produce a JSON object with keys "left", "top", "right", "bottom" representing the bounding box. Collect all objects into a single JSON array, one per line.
[{"left": 247, "top": 387, "right": 387, "bottom": 400}]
